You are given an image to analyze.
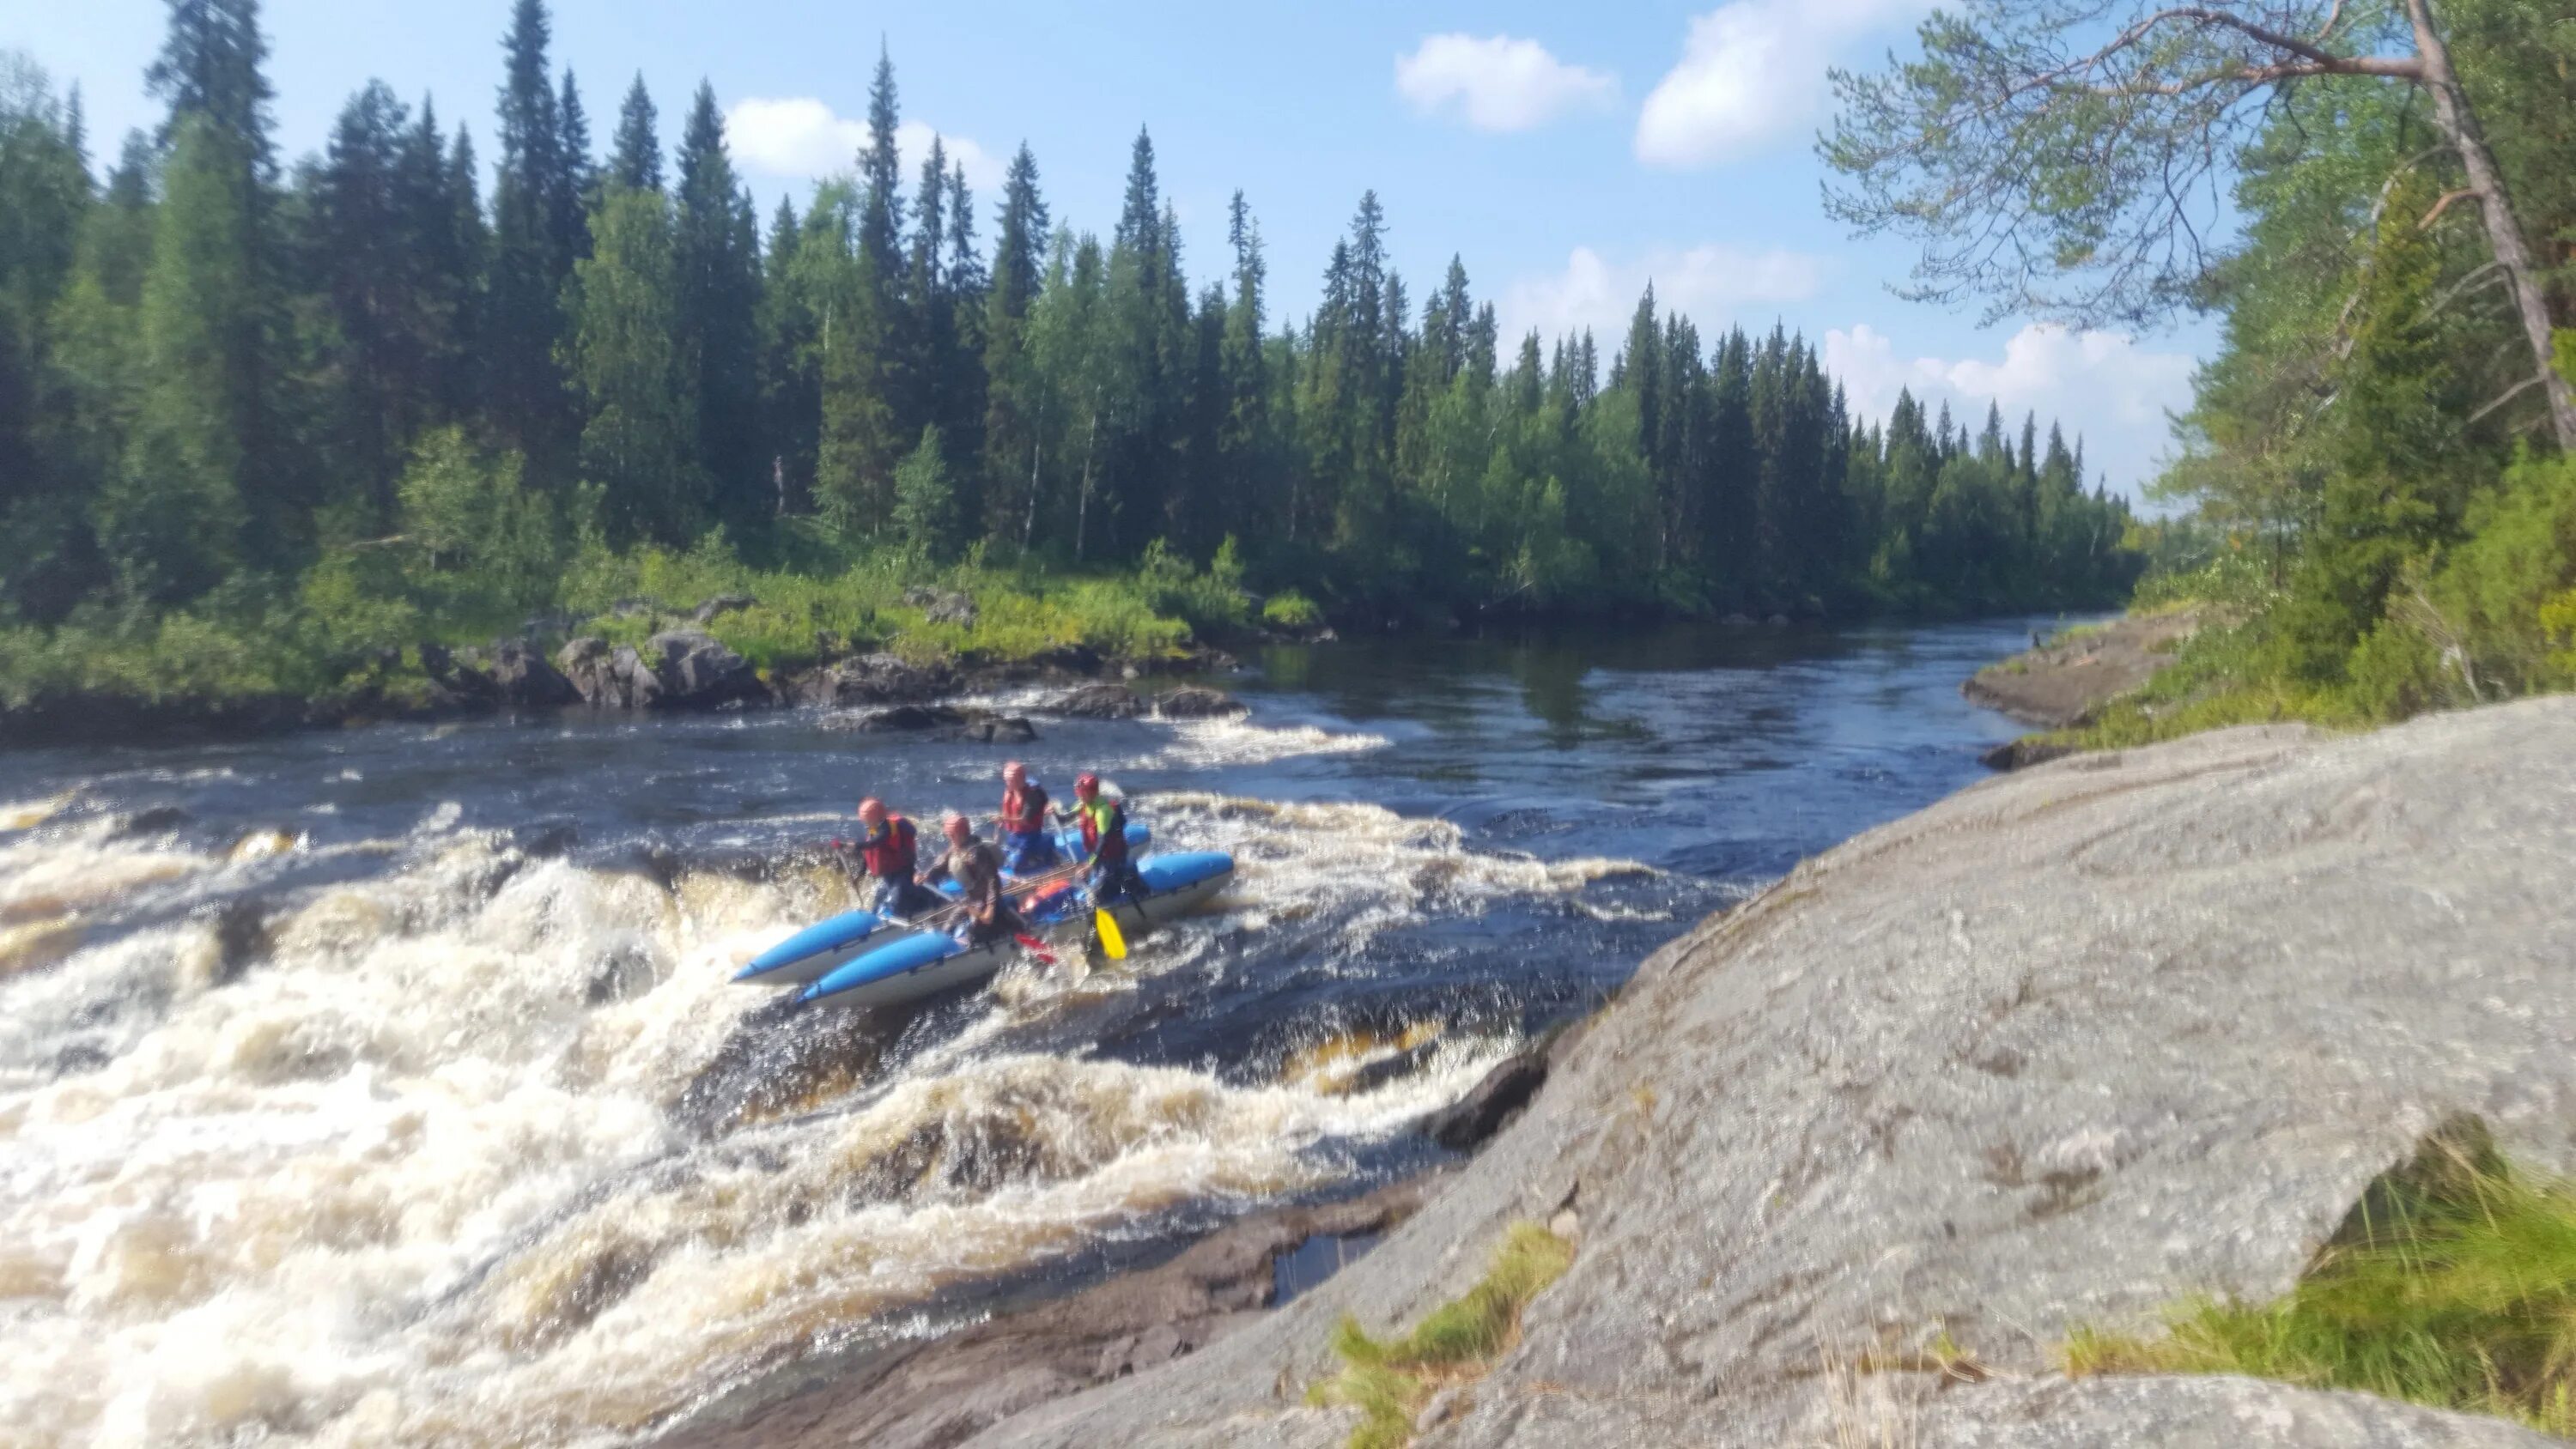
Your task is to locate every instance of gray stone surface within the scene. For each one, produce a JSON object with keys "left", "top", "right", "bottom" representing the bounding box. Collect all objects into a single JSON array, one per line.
[{"left": 969, "top": 699, "right": 2576, "bottom": 1448}]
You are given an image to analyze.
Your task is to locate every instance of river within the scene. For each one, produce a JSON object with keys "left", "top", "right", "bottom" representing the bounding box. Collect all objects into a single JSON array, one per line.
[{"left": 0, "top": 615, "right": 2051, "bottom": 1448}]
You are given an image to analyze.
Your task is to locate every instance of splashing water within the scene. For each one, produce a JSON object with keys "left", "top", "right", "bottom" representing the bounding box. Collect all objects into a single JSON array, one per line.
[{"left": 0, "top": 616, "right": 2048, "bottom": 1446}]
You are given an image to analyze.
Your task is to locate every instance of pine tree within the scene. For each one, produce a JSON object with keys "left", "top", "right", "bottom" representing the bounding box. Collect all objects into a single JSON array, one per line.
[
  {"left": 672, "top": 81, "right": 761, "bottom": 529},
  {"left": 756, "top": 194, "right": 816, "bottom": 517},
  {"left": 610, "top": 73, "right": 660, "bottom": 191}
]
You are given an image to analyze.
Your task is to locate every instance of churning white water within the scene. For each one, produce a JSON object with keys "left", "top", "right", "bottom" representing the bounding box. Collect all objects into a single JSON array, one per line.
[{"left": 0, "top": 737, "right": 1635, "bottom": 1448}]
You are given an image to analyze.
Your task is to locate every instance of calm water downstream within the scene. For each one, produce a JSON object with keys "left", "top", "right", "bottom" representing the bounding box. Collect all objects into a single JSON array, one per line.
[{"left": 0, "top": 615, "right": 2053, "bottom": 1447}]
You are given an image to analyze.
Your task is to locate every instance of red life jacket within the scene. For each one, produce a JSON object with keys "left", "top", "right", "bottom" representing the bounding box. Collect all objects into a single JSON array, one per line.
[
  {"left": 1076, "top": 797, "right": 1129, "bottom": 864},
  {"left": 1000, "top": 780, "right": 1050, "bottom": 835},
  {"left": 858, "top": 816, "right": 919, "bottom": 881}
]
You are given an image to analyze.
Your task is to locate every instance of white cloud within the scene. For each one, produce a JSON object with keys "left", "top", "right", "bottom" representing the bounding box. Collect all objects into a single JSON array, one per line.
[
  {"left": 722, "top": 97, "right": 1001, "bottom": 192},
  {"left": 894, "top": 120, "right": 1004, "bottom": 195},
  {"left": 1395, "top": 33, "right": 1618, "bottom": 132},
  {"left": 1824, "top": 323, "right": 2197, "bottom": 496},
  {"left": 1635, "top": 0, "right": 1927, "bottom": 167},
  {"left": 1498, "top": 244, "right": 1826, "bottom": 350}
]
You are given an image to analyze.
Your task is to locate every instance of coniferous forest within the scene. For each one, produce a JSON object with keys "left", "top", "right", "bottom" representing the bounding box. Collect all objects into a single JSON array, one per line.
[{"left": 0, "top": 0, "right": 2142, "bottom": 718}]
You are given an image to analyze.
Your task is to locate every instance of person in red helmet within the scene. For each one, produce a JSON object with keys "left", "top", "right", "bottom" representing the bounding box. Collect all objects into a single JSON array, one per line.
[
  {"left": 1067, "top": 773, "right": 1146, "bottom": 905},
  {"left": 838, "top": 798, "right": 941, "bottom": 919},
  {"left": 994, "top": 761, "right": 1060, "bottom": 873}
]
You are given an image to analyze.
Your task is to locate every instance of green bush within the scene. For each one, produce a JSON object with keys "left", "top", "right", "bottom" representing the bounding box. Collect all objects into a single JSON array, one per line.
[{"left": 1262, "top": 588, "right": 1324, "bottom": 632}]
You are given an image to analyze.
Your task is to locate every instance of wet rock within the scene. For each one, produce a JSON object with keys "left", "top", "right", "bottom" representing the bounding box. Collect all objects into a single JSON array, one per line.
[
  {"left": 1980, "top": 737, "right": 2080, "bottom": 772},
  {"left": 106, "top": 803, "right": 191, "bottom": 839},
  {"left": 1765, "top": 612, "right": 1792, "bottom": 627},
  {"left": 647, "top": 630, "right": 766, "bottom": 709},
  {"left": 418, "top": 642, "right": 500, "bottom": 706},
  {"left": 903, "top": 586, "right": 980, "bottom": 626},
  {"left": 692, "top": 593, "right": 759, "bottom": 624},
  {"left": 586, "top": 943, "right": 665, "bottom": 1005},
  {"left": 654, "top": 1172, "right": 1448, "bottom": 1449},
  {"left": 672, "top": 997, "right": 896, "bottom": 1137},
  {"left": 484, "top": 638, "right": 579, "bottom": 707},
  {"left": 1035, "top": 683, "right": 1146, "bottom": 719},
  {"left": 201, "top": 897, "right": 273, "bottom": 988},
  {"left": 953, "top": 716, "right": 1039, "bottom": 744},
  {"left": 1151, "top": 686, "right": 1247, "bottom": 719},
  {"left": 952, "top": 698, "right": 2576, "bottom": 1449},
  {"left": 1027, "top": 642, "right": 1103, "bottom": 675},
  {"left": 1720, "top": 612, "right": 1757, "bottom": 627},
  {"left": 823, "top": 705, "right": 1038, "bottom": 743},
  {"left": 1419, "top": 1050, "right": 1548, "bottom": 1151},
  {"left": 792, "top": 652, "right": 957, "bottom": 707},
  {"left": 509, "top": 820, "right": 581, "bottom": 858}
]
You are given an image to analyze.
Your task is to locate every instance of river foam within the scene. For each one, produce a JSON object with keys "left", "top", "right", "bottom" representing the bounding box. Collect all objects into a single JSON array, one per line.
[{"left": 0, "top": 761, "right": 1641, "bottom": 1447}]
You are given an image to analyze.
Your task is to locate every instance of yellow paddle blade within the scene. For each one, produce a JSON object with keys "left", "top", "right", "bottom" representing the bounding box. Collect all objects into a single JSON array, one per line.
[{"left": 1094, "top": 906, "right": 1128, "bottom": 960}]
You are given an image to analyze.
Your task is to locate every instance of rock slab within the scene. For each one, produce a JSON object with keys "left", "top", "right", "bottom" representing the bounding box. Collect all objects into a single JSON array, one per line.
[{"left": 963, "top": 697, "right": 2576, "bottom": 1449}]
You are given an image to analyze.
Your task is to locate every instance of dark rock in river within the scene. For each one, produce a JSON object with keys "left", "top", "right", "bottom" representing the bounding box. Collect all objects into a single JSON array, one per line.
[
  {"left": 107, "top": 803, "right": 191, "bottom": 839},
  {"left": 1419, "top": 1050, "right": 1550, "bottom": 1152},
  {"left": 823, "top": 704, "right": 1036, "bottom": 743},
  {"left": 199, "top": 897, "right": 273, "bottom": 988},
  {"left": 654, "top": 1173, "right": 1448, "bottom": 1449},
  {"left": 1979, "top": 737, "right": 2080, "bottom": 772},
  {"left": 1034, "top": 683, "right": 1146, "bottom": 719},
  {"left": 1151, "top": 686, "right": 1246, "bottom": 719},
  {"left": 791, "top": 652, "right": 957, "bottom": 707}
]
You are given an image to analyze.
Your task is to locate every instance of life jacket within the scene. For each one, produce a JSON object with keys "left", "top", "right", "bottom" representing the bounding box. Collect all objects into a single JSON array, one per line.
[
  {"left": 1076, "top": 797, "right": 1128, "bottom": 865},
  {"left": 1000, "top": 780, "right": 1050, "bottom": 836},
  {"left": 858, "top": 815, "right": 919, "bottom": 881}
]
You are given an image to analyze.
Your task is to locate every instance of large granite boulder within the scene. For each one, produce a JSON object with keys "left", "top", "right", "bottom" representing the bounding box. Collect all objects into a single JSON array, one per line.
[
  {"left": 957, "top": 697, "right": 2576, "bottom": 1449},
  {"left": 483, "top": 638, "right": 579, "bottom": 707},
  {"left": 647, "top": 629, "right": 764, "bottom": 708},
  {"left": 791, "top": 652, "right": 957, "bottom": 707},
  {"left": 555, "top": 632, "right": 762, "bottom": 710},
  {"left": 1151, "top": 687, "right": 1247, "bottom": 719}
]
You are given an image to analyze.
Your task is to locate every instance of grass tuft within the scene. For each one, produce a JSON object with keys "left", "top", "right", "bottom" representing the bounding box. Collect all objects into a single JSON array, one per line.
[
  {"left": 2063, "top": 1131, "right": 2576, "bottom": 1436},
  {"left": 1307, "top": 1222, "right": 1575, "bottom": 1449}
]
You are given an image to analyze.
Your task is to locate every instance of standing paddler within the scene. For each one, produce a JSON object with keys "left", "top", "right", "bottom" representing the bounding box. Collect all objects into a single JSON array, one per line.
[
  {"left": 1066, "top": 773, "right": 1148, "bottom": 906},
  {"left": 838, "top": 798, "right": 943, "bottom": 920},
  {"left": 995, "top": 761, "right": 1061, "bottom": 873}
]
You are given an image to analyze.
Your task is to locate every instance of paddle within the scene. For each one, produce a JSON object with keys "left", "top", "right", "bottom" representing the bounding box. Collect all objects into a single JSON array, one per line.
[
  {"left": 1014, "top": 933, "right": 1059, "bottom": 966},
  {"left": 1094, "top": 906, "right": 1128, "bottom": 961}
]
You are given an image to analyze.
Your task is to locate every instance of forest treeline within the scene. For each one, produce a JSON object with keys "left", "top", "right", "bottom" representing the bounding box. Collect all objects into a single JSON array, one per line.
[
  {"left": 0, "top": 0, "right": 2140, "bottom": 712},
  {"left": 1827, "top": 0, "right": 2576, "bottom": 744}
]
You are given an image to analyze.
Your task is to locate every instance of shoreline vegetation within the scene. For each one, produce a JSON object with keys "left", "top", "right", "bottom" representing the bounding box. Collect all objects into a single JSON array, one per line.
[{"left": 2, "top": 2, "right": 2143, "bottom": 749}]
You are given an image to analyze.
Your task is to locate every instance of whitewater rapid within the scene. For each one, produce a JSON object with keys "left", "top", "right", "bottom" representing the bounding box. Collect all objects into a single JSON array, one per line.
[{"left": 0, "top": 712, "right": 1669, "bottom": 1448}]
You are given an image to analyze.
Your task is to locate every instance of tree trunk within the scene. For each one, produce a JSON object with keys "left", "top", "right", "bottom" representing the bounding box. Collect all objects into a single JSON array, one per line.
[
  {"left": 2405, "top": 0, "right": 2576, "bottom": 450},
  {"left": 1075, "top": 406, "right": 1098, "bottom": 562}
]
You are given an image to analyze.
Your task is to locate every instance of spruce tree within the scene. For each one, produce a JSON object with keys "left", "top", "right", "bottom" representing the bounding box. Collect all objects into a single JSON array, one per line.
[
  {"left": 610, "top": 74, "right": 660, "bottom": 191},
  {"left": 672, "top": 81, "right": 761, "bottom": 529},
  {"left": 488, "top": 0, "right": 574, "bottom": 481},
  {"left": 756, "top": 194, "right": 816, "bottom": 516},
  {"left": 891, "top": 421, "right": 958, "bottom": 557},
  {"left": 979, "top": 143, "right": 1048, "bottom": 541},
  {"left": 145, "top": 0, "right": 277, "bottom": 182}
]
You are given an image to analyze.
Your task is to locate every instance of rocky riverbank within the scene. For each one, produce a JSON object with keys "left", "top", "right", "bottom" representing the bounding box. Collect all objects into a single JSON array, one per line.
[
  {"left": 0, "top": 613, "right": 1249, "bottom": 749},
  {"left": 668, "top": 694, "right": 2576, "bottom": 1447},
  {"left": 1964, "top": 609, "right": 2202, "bottom": 768}
]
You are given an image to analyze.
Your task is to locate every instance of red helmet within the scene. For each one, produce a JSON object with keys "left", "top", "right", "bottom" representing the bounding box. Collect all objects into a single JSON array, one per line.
[{"left": 1074, "top": 773, "right": 1101, "bottom": 798}]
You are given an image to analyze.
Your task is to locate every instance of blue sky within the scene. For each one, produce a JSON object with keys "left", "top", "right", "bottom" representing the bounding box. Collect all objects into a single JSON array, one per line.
[{"left": 9, "top": 0, "right": 2215, "bottom": 496}]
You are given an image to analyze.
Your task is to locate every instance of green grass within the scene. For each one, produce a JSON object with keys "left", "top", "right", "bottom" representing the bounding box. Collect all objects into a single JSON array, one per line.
[
  {"left": 1306, "top": 1222, "right": 1576, "bottom": 1449},
  {"left": 2063, "top": 1138, "right": 2576, "bottom": 1436},
  {"left": 2030, "top": 614, "right": 2364, "bottom": 753}
]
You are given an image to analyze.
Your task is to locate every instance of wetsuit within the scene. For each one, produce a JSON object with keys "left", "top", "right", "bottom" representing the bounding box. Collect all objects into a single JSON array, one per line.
[
  {"left": 1073, "top": 796, "right": 1147, "bottom": 905},
  {"left": 853, "top": 815, "right": 941, "bottom": 919},
  {"left": 999, "top": 779, "right": 1060, "bottom": 873}
]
